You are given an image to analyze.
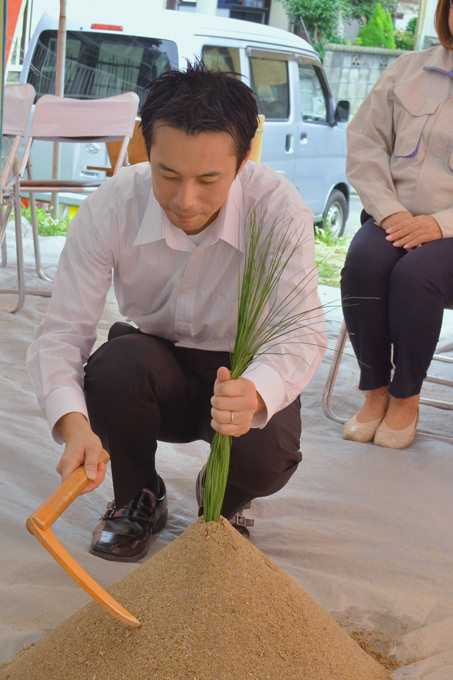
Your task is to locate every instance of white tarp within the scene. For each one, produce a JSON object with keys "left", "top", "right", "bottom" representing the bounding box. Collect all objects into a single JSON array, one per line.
[{"left": 1, "top": 221, "right": 452, "bottom": 678}]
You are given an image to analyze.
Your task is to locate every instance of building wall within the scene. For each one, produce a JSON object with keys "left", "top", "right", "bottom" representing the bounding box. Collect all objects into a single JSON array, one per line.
[
  {"left": 268, "top": 1, "right": 290, "bottom": 31},
  {"left": 394, "top": 0, "right": 419, "bottom": 31},
  {"left": 323, "top": 44, "right": 406, "bottom": 118}
]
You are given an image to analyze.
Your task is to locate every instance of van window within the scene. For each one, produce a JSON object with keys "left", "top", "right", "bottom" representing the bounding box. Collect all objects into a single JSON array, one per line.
[
  {"left": 202, "top": 45, "right": 241, "bottom": 74},
  {"left": 298, "top": 62, "right": 328, "bottom": 123},
  {"left": 249, "top": 56, "right": 289, "bottom": 120},
  {"left": 26, "top": 30, "right": 178, "bottom": 105}
]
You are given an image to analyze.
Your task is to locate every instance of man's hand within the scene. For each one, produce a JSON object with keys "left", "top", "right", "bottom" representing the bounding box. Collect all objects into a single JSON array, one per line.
[
  {"left": 381, "top": 212, "right": 442, "bottom": 249},
  {"left": 56, "top": 412, "right": 106, "bottom": 494},
  {"left": 210, "top": 366, "right": 265, "bottom": 437}
]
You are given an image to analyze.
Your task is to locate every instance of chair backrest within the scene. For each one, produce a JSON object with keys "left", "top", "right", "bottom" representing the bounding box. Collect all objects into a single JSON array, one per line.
[
  {"left": 107, "top": 119, "right": 148, "bottom": 172},
  {"left": 249, "top": 114, "right": 265, "bottom": 164},
  {"left": 106, "top": 113, "right": 266, "bottom": 174},
  {"left": 1, "top": 83, "right": 35, "bottom": 193},
  {"left": 29, "top": 92, "right": 139, "bottom": 142},
  {"left": 24, "top": 92, "right": 139, "bottom": 178}
]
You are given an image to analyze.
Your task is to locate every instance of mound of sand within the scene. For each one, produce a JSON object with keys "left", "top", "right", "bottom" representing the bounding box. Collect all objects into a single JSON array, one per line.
[{"left": 1, "top": 517, "right": 391, "bottom": 680}]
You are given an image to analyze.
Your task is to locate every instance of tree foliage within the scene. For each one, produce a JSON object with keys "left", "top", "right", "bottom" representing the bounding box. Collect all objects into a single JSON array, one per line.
[
  {"left": 279, "top": 0, "right": 402, "bottom": 54},
  {"left": 355, "top": 2, "right": 396, "bottom": 49},
  {"left": 394, "top": 16, "right": 417, "bottom": 51},
  {"left": 278, "top": 0, "right": 345, "bottom": 55},
  {"left": 344, "top": 0, "right": 398, "bottom": 25}
]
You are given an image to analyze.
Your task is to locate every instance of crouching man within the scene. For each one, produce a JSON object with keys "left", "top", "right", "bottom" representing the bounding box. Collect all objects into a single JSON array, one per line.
[{"left": 27, "top": 62, "right": 325, "bottom": 561}]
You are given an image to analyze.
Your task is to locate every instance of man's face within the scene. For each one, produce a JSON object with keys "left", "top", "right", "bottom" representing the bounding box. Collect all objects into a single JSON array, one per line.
[{"left": 150, "top": 124, "right": 248, "bottom": 234}]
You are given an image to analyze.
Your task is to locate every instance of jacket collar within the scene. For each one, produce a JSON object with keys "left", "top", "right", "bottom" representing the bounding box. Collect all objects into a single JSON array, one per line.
[{"left": 423, "top": 45, "right": 453, "bottom": 77}]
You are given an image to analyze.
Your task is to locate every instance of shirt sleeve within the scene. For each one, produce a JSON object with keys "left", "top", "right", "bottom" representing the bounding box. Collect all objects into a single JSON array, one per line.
[
  {"left": 432, "top": 209, "right": 453, "bottom": 238},
  {"left": 241, "top": 175, "right": 326, "bottom": 427},
  {"left": 346, "top": 57, "right": 408, "bottom": 224},
  {"left": 26, "top": 185, "right": 116, "bottom": 442}
]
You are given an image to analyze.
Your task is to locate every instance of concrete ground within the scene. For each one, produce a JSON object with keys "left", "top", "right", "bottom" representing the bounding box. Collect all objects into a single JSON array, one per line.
[{"left": 344, "top": 192, "right": 362, "bottom": 238}]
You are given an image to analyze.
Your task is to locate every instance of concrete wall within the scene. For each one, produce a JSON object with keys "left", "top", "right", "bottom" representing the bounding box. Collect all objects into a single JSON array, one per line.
[
  {"left": 268, "top": 2, "right": 290, "bottom": 31},
  {"left": 323, "top": 44, "right": 407, "bottom": 118}
]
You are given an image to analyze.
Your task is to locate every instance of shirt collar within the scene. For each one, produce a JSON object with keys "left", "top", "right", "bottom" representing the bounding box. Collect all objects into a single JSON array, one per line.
[
  {"left": 423, "top": 46, "right": 453, "bottom": 78},
  {"left": 133, "top": 169, "right": 245, "bottom": 252}
]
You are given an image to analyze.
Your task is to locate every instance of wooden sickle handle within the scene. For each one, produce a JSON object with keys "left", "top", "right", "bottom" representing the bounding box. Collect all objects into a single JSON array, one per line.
[{"left": 30, "top": 449, "right": 110, "bottom": 531}]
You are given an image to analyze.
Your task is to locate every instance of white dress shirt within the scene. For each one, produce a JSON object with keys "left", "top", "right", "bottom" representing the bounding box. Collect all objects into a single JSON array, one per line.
[{"left": 26, "top": 161, "right": 326, "bottom": 442}]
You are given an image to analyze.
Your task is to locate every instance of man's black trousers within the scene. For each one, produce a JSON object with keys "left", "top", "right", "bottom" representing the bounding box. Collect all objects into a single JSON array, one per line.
[{"left": 84, "top": 323, "right": 302, "bottom": 518}]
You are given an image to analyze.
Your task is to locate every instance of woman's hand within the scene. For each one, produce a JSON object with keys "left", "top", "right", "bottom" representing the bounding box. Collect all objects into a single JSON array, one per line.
[
  {"left": 211, "top": 366, "right": 265, "bottom": 437},
  {"left": 382, "top": 212, "right": 442, "bottom": 249}
]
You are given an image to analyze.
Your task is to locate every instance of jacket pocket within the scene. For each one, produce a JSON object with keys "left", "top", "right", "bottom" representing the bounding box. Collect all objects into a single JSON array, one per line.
[{"left": 391, "top": 82, "right": 439, "bottom": 158}]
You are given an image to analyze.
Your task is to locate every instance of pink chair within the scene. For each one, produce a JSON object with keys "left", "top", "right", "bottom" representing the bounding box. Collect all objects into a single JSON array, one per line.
[
  {"left": 0, "top": 84, "right": 35, "bottom": 312},
  {"left": 1, "top": 91, "right": 139, "bottom": 312}
]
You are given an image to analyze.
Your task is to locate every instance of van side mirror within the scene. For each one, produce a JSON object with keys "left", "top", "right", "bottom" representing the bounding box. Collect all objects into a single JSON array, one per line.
[{"left": 335, "top": 100, "right": 350, "bottom": 123}]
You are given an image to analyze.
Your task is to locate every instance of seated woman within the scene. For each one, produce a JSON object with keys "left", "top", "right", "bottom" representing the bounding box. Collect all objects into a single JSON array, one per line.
[{"left": 341, "top": 0, "right": 453, "bottom": 449}]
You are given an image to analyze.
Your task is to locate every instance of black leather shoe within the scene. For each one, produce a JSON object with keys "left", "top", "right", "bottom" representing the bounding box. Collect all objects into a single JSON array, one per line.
[{"left": 90, "top": 480, "right": 168, "bottom": 562}]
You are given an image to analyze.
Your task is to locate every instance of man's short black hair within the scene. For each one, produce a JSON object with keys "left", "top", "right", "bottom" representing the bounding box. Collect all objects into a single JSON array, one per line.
[{"left": 140, "top": 61, "right": 258, "bottom": 169}]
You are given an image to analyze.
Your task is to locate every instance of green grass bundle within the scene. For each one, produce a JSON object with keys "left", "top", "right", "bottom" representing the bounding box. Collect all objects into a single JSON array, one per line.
[{"left": 203, "top": 212, "right": 319, "bottom": 522}]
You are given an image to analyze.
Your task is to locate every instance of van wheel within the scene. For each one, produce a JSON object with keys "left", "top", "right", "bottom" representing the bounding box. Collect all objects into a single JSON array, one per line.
[{"left": 322, "top": 190, "right": 348, "bottom": 238}]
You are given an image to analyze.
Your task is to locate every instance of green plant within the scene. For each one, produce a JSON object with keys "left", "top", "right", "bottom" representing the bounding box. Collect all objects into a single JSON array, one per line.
[
  {"left": 406, "top": 16, "right": 417, "bottom": 35},
  {"left": 394, "top": 29, "right": 415, "bottom": 50},
  {"left": 394, "top": 16, "right": 417, "bottom": 50},
  {"left": 314, "top": 221, "right": 347, "bottom": 247},
  {"left": 356, "top": 2, "right": 396, "bottom": 49},
  {"left": 278, "top": 0, "right": 346, "bottom": 55},
  {"left": 203, "top": 213, "right": 322, "bottom": 522},
  {"left": 314, "top": 240, "right": 349, "bottom": 287},
  {"left": 20, "top": 206, "right": 71, "bottom": 236},
  {"left": 344, "top": 0, "right": 398, "bottom": 25},
  {"left": 314, "top": 222, "right": 349, "bottom": 287}
]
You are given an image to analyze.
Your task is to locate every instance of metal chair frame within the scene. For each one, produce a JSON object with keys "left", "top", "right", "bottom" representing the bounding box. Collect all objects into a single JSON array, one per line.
[
  {"left": 1, "top": 91, "right": 139, "bottom": 312},
  {"left": 0, "top": 84, "right": 37, "bottom": 313}
]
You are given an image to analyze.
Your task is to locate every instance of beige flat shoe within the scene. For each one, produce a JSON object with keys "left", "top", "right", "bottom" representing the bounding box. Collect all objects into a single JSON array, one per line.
[
  {"left": 373, "top": 412, "right": 419, "bottom": 450},
  {"left": 342, "top": 413, "right": 384, "bottom": 443}
]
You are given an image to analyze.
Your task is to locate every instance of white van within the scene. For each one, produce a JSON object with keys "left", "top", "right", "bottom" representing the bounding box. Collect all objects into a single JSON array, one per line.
[{"left": 20, "top": 8, "right": 350, "bottom": 234}]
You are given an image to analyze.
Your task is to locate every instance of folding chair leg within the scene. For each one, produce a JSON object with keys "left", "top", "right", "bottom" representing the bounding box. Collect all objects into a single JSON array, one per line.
[
  {"left": 0, "top": 181, "right": 25, "bottom": 313},
  {"left": 321, "top": 321, "right": 348, "bottom": 424},
  {"left": 0, "top": 203, "right": 13, "bottom": 267},
  {"left": 1, "top": 238, "right": 6, "bottom": 267},
  {"left": 29, "top": 193, "right": 53, "bottom": 283}
]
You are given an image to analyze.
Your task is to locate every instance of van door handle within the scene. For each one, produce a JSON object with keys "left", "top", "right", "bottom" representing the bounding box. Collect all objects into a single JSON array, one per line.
[
  {"left": 285, "top": 134, "right": 294, "bottom": 152},
  {"left": 300, "top": 132, "right": 308, "bottom": 144}
]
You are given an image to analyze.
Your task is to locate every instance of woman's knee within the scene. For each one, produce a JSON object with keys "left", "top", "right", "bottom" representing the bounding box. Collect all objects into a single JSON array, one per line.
[
  {"left": 390, "top": 250, "right": 444, "bottom": 304},
  {"left": 342, "top": 223, "right": 401, "bottom": 289}
]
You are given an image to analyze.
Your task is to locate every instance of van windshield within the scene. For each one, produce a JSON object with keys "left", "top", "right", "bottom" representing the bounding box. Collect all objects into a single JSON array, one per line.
[{"left": 26, "top": 30, "right": 178, "bottom": 106}]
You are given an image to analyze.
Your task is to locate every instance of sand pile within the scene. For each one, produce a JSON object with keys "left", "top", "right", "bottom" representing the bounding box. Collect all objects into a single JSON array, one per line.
[{"left": 1, "top": 517, "right": 391, "bottom": 680}]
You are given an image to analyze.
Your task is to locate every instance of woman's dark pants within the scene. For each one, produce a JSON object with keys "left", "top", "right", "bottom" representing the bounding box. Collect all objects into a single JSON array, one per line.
[
  {"left": 84, "top": 325, "right": 302, "bottom": 518},
  {"left": 341, "top": 213, "right": 453, "bottom": 398}
]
